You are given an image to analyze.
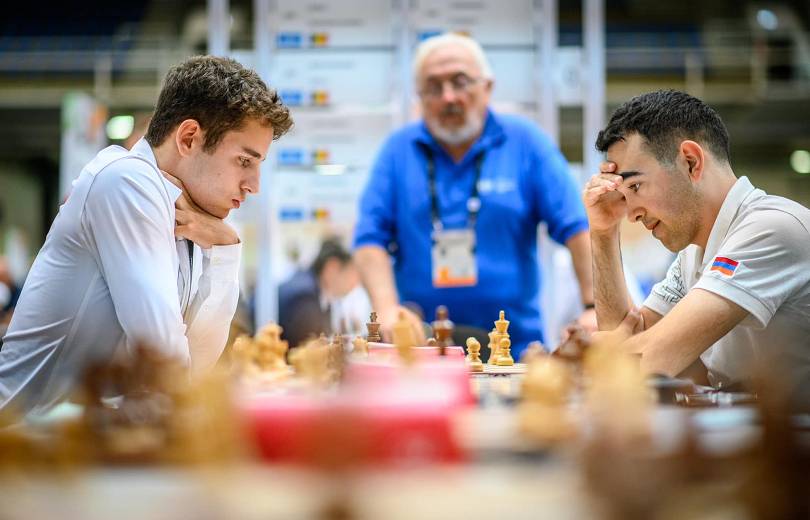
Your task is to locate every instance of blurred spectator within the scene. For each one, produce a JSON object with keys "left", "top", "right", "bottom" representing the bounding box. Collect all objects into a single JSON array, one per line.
[
  {"left": 0, "top": 201, "right": 23, "bottom": 341},
  {"left": 278, "top": 238, "right": 369, "bottom": 348},
  {"left": 0, "top": 257, "right": 21, "bottom": 346}
]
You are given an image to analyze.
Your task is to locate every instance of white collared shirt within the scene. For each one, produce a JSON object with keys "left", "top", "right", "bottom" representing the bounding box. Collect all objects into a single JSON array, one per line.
[
  {"left": 644, "top": 177, "right": 810, "bottom": 391},
  {"left": 0, "top": 139, "right": 240, "bottom": 415}
]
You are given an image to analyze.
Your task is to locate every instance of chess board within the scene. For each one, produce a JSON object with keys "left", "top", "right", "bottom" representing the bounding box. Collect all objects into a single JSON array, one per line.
[{"left": 484, "top": 363, "right": 527, "bottom": 375}]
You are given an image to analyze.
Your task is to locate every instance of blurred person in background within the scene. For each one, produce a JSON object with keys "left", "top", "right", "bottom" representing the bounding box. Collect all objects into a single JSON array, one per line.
[
  {"left": 278, "top": 238, "right": 369, "bottom": 348},
  {"left": 0, "top": 256, "right": 20, "bottom": 335},
  {"left": 353, "top": 33, "right": 594, "bottom": 359},
  {"left": 0, "top": 202, "right": 22, "bottom": 342},
  {"left": 0, "top": 56, "right": 292, "bottom": 417}
]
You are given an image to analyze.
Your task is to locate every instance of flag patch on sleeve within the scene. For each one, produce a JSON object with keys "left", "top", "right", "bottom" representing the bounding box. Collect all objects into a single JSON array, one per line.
[{"left": 710, "top": 256, "right": 739, "bottom": 276}]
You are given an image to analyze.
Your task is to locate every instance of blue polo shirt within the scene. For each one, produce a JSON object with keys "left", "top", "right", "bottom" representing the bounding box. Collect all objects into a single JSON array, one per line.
[{"left": 353, "top": 109, "right": 588, "bottom": 357}]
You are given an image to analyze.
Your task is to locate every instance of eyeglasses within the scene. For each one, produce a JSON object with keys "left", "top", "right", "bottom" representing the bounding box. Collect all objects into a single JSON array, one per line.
[{"left": 419, "top": 74, "right": 483, "bottom": 99}]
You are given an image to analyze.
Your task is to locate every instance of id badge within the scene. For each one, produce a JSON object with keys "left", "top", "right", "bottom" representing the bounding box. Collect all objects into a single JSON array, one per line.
[{"left": 431, "top": 228, "right": 478, "bottom": 288}]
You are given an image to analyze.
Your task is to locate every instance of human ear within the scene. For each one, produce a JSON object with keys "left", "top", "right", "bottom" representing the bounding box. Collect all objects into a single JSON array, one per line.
[
  {"left": 174, "top": 119, "right": 202, "bottom": 158},
  {"left": 679, "top": 140, "right": 705, "bottom": 181}
]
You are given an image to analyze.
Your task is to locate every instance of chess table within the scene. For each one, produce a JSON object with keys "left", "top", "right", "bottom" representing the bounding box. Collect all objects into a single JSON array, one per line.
[{"left": 0, "top": 345, "right": 787, "bottom": 520}]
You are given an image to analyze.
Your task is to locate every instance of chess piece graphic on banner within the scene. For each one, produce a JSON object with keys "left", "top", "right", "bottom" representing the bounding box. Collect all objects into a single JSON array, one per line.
[
  {"left": 465, "top": 337, "right": 484, "bottom": 372},
  {"left": 366, "top": 311, "right": 382, "bottom": 343}
]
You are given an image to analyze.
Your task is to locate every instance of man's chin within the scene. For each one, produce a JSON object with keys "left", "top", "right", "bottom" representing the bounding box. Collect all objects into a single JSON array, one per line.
[
  {"left": 430, "top": 124, "right": 479, "bottom": 146},
  {"left": 205, "top": 205, "right": 230, "bottom": 219},
  {"left": 658, "top": 234, "right": 689, "bottom": 253}
]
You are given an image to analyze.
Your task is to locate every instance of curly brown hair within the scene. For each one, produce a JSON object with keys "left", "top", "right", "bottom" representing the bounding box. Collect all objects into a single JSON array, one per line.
[{"left": 145, "top": 55, "right": 293, "bottom": 152}]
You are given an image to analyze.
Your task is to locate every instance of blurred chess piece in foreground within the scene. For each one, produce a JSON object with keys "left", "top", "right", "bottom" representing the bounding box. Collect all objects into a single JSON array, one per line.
[
  {"left": 351, "top": 335, "right": 369, "bottom": 357},
  {"left": 519, "top": 355, "right": 576, "bottom": 445},
  {"left": 392, "top": 311, "right": 416, "bottom": 365}
]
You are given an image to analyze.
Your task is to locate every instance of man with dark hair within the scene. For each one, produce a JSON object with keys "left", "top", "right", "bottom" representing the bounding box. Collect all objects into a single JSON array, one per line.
[
  {"left": 1, "top": 56, "right": 292, "bottom": 415},
  {"left": 278, "top": 239, "right": 361, "bottom": 348},
  {"left": 585, "top": 89, "right": 810, "bottom": 401}
]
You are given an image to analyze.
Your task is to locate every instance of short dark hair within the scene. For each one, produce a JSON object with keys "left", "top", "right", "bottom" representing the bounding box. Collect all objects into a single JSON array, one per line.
[
  {"left": 145, "top": 55, "right": 293, "bottom": 152},
  {"left": 596, "top": 90, "right": 730, "bottom": 166},
  {"left": 311, "top": 238, "right": 352, "bottom": 278}
]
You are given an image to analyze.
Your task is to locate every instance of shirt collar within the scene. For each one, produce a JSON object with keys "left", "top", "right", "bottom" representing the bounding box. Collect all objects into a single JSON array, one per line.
[
  {"left": 415, "top": 108, "right": 506, "bottom": 162},
  {"left": 701, "top": 176, "right": 756, "bottom": 267},
  {"left": 130, "top": 137, "right": 183, "bottom": 202}
]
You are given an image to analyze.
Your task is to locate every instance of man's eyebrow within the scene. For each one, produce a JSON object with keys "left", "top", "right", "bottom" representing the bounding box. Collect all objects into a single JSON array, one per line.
[{"left": 242, "top": 147, "right": 262, "bottom": 160}]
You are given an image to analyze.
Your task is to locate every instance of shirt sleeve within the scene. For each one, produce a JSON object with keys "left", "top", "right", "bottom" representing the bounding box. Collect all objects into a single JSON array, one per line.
[
  {"left": 82, "top": 161, "right": 191, "bottom": 365},
  {"left": 184, "top": 243, "right": 241, "bottom": 374},
  {"left": 353, "top": 137, "right": 398, "bottom": 250},
  {"left": 644, "top": 253, "right": 687, "bottom": 316},
  {"left": 530, "top": 131, "right": 589, "bottom": 244},
  {"left": 693, "top": 210, "right": 810, "bottom": 329}
]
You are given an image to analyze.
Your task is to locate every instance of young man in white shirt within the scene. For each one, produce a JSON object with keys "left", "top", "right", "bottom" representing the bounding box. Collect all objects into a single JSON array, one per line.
[
  {"left": 584, "top": 90, "right": 810, "bottom": 404},
  {"left": 0, "top": 56, "right": 292, "bottom": 415}
]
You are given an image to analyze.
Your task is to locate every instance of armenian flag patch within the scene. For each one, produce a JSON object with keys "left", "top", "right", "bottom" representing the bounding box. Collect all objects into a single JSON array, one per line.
[{"left": 710, "top": 256, "right": 739, "bottom": 276}]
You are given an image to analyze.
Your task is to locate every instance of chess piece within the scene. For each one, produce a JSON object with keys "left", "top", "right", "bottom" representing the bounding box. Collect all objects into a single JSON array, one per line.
[
  {"left": 520, "top": 341, "right": 545, "bottom": 364},
  {"left": 231, "top": 335, "right": 259, "bottom": 377},
  {"left": 366, "top": 311, "right": 382, "bottom": 343},
  {"left": 494, "top": 310, "right": 510, "bottom": 336},
  {"left": 431, "top": 305, "right": 454, "bottom": 355},
  {"left": 426, "top": 338, "right": 438, "bottom": 347},
  {"left": 518, "top": 356, "right": 576, "bottom": 444},
  {"left": 554, "top": 322, "right": 590, "bottom": 362},
  {"left": 496, "top": 337, "right": 514, "bottom": 366},
  {"left": 522, "top": 357, "right": 573, "bottom": 406},
  {"left": 352, "top": 336, "right": 369, "bottom": 356},
  {"left": 391, "top": 311, "right": 416, "bottom": 365},
  {"left": 255, "top": 322, "right": 288, "bottom": 372},
  {"left": 487, "top": 328, "right": 499, "bottom": 366},
  {"left": 491, "top": 310, "right": 512, "bottom": 366},
  {"left": 293, "top": 339, "right": 330, "bottom": 387},
  {"left": 325, "top": 334, "right": 346, "bottom": 383},
  {"left": 465, "top": 337, "right": 484, "bottom": 372}
]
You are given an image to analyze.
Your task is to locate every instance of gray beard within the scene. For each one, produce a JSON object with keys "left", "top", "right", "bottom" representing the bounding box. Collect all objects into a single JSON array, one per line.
[{"left": 428, "top": 113, "right": 484, "bottom": 146}]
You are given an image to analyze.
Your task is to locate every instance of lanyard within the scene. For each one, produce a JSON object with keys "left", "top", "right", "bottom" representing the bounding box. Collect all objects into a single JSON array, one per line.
[{"left": 420, "top": 143, "right": 485, "bottom": 233}]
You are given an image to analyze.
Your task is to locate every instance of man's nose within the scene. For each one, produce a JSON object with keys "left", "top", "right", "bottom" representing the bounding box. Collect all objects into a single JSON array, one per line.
[
  {"left": 243, "top": 172, "right": 259, "bottom": 196},
  {"left": 441, "top": 81, "right": 459, "bottom": 103},
  {"left": 627, "top": 205, "right": 644, "bottom": 223}
]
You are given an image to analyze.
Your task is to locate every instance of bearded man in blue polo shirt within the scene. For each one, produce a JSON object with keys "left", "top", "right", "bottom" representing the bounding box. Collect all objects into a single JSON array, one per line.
[{"left": 353, "top": 33, "right": 594, "bottom": 359}]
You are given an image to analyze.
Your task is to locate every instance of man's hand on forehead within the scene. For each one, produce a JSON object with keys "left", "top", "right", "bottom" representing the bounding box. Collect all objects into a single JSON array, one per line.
[
  {"left": 597, "top": 161, "right": 622, "bottom": 187},
  {"left": 599, "top": 161, "right": 642, "bottom": 187}
]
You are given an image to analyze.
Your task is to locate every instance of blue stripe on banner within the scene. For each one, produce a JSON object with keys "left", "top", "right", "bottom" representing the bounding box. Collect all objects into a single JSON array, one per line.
[{"left": 712, "top": 261, "right": 737, "bottom": 271}]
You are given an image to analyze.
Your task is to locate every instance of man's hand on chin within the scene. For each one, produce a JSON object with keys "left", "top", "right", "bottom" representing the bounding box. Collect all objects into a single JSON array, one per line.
[{"left": 161, "top": 170, "right": 240, "bottom": 249}]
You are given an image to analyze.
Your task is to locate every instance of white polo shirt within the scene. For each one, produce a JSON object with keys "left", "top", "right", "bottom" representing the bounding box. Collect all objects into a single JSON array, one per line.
[
  {"left": 644, "top": 176, "right": 810, "bottom": 394},
  {"left": 0, "top": 139, "right": 241, "bottom": 415}
]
